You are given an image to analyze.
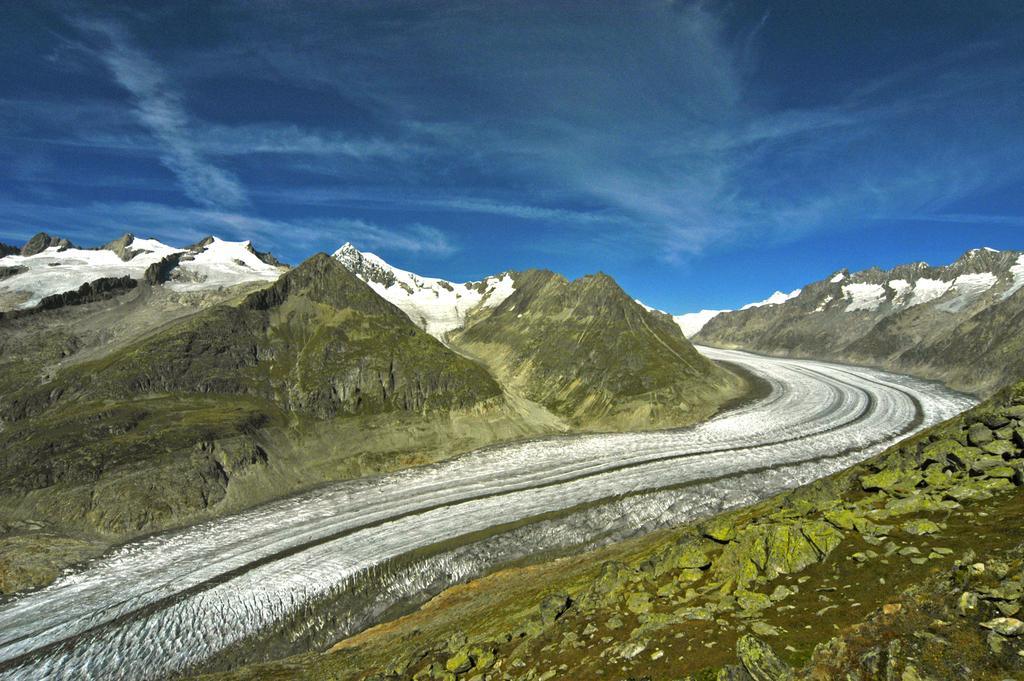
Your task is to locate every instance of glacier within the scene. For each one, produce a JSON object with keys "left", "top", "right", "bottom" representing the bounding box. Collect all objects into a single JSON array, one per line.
[{"left": 0, "top": 347, "right": 974, "bottom": 680}]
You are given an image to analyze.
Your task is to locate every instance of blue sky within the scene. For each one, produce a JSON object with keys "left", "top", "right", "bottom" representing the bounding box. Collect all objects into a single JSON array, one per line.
[{"left": 1, "top": 1, "right": 1023, "bottom": 312}]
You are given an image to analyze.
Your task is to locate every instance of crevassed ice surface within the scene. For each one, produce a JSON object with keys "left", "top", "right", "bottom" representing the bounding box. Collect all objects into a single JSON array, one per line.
[
  {"left": 936, "top": 272, "right": 999, "bottom": 313},
  {"left": 1002, "top": 254, "right": 1024, "bottom": 300},
  {"left": 0, "top": 348, "right": 974, "bottom": 680},
  {"left": 907, "top": 277, "right": 953, "bottom": 307}
]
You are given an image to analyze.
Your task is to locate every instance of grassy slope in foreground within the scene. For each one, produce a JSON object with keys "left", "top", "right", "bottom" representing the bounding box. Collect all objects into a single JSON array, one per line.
[
  {"left": 195, "top": 378, "right": 1024, "bottom": 680},
  {"left": 451, "top": 269, "right": 746, "bottom": 431}
]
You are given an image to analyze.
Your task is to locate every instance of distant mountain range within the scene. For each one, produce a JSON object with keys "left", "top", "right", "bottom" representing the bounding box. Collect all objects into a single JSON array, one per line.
[
  {"left": 0, "top": 232, "right": 745, "bottom": 594},
  {"left": 692, "top": 247, "right": 1024, "bottom": 396},
  {"left": 0, "top": 232, "right": 285, "bottom": 311}
]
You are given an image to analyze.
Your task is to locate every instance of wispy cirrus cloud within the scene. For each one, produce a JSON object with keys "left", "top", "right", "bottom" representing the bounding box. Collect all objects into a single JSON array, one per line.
[
  {"left": 73, "top": 19, "right": 248, "bottom": 209},
  {"left": 4, "top": 1, "right": 1023, "bottom": 277},
  {"left": 894, "top": 213, "right": 1024, "bottom": 227}
]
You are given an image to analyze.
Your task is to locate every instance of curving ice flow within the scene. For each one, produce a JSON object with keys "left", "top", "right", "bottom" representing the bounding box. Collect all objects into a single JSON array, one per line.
[{"left": 0, "top": 348, "right": 974, "bottom": 680}]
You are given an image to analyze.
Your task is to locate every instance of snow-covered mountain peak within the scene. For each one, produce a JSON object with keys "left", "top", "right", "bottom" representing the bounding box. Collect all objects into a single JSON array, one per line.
[
  {"left": 332, "top": 242, "right": 407, "bottom": 289},
  {"left": 672, "top": 288, "right": 801, "bottom": 337},
  {"left": 741, "top": 288, "right": 802, "bottom": 310},
  {"left": 332, "top": 243, "right": 515, "bottom": 339},
  {"left": 0, "top": 233, "right": 287, "bottom": 311},
  {"left": 168, "top": 236, "right": 285, "bottom": 292}
]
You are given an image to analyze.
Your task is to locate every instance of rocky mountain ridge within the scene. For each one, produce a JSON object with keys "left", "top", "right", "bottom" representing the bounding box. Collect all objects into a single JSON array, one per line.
[
  {"left": 333, "top": 245, "right": 746, "bottom": 431},
  {"left": 450, "top": 268, "right": 744, "bottom": 429},
  {"left": 694, "top": 247, "right": 1024, "bottom": 396}
]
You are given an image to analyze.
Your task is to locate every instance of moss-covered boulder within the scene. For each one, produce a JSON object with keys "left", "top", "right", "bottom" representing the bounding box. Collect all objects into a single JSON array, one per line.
[
  {"left": 859, "top": 469, "right": 913, "bottom": 494},
  {"left": 713, "top": 520, "right": 843, "bottom": 587},
  {"left": 901, "top": 519, "right": 941, "bottom": 536},
  {"left": 704, "top": 519, "right": 738, "bottom": 543},
  {"left": 735, "top": 634, "right": 793, "bottom": 680},
  {"left": 968, "top": 423, "right": 995, "bottom": 447},
  {"left": 539, "top": 593, "right": 572, "bottom": 625}
]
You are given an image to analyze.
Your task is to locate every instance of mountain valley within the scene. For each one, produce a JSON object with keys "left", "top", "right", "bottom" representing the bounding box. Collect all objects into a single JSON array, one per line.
[
  {"left": 0, "top": 233, "right": 746, "bottom": 597},
  {"left": 1, "top": 232, "right": 1022, "bottom": 681}
]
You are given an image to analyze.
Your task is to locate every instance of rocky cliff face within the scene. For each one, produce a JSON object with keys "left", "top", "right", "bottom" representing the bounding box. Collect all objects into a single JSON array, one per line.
[
  {"left": 451, "top": 269, "right": 746, "bottom": 430},
  {"left": 696, "top": 248, "right": 1024, "bottom": 396}
]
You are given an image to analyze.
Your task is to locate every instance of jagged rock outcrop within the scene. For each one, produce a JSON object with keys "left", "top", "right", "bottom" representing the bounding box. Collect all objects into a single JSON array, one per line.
[
  {"left": 102, "top": 233, "right": 143, "bottom": 261},
  {"left": 0, "top": 265, "right": 26, "bottom": 280},
  {"left": 20, "top": 231, "right": 73, "bottom": 256},
  {"left": 0, "top": 276, "right": 138, "bottom": 321},
  {"left": 0, "top": 243, "right": 18, "bottom": 257}
]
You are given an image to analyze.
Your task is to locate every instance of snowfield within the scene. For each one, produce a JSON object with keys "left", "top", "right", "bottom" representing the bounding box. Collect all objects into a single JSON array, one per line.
[
  {"left": 673, "top": 309, "right": 728, "bottom": 337},
  {"left": 0, "top": 236, "right": 284, "bottom": 310},
  {"left": 0, "top": 348, "right": 973, "bottom": 680},
  {"left": 333, "top": 243, "right": 516, "bottom": 338},
  {"left": 0, "top": 243, "right": 177, "bottom": 309}
]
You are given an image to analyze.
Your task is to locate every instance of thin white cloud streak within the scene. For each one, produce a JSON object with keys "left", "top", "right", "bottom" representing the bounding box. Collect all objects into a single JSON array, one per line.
[
  {"left": 0, "top": 101, "right": 419, "bottom": 161},
  {"left": 893, "top": 213, "right": 1024, "bottom": 227},
  {"left": 75, "top": 20, "right": 248, "bottom": 209},
  {"left": 248, "top": 186, "right": 630, "bottom": 227}
]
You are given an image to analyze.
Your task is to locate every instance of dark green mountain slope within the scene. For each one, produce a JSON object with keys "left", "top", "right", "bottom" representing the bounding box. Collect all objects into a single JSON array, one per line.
[
  {"left": 451, "top": 269, "right": 746, "bottom": 430},
  {"left": 0, "top": 255, "right": 515, "bottom": 591}
]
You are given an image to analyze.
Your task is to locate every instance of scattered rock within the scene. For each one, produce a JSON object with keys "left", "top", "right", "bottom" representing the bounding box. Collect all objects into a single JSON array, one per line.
[
  {"left": 902, "top": 519, "right": 941, "bottom": 536},
  {"left": 859, "top": 469, "right": 908, "bottom": 493},
  {"left": 445, "top": 649, "right": 473, "bottom": 674},
  {"left": 704, "top": 520, "right": 737, "bottom": 544},
  {"left": 981, "top": 617, "right": 1024, "bottom": 636},
  {"left": 735, "top": 634, "right": 792, "bottom": 681},
  {"left": 625, "top": 591, "right": 652, "bottom": 615},
  {"left": 750, "top": 621, "right": 782, "bottom": 637},
  {"left": 611, "top": 639, "right": 648, "bottom": 660},
  {"left": 539, "top": 593, "right": 572, "bottom": 625},
  {"left": 968, "top": 423, "right": 995, "bottom": 447},
  {"left": 982, "top": 440, "right": 1017, "bottom": 458},
  {"left": 958, "top": 591, "right": 978, "bottom": 616}
]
